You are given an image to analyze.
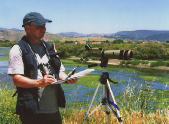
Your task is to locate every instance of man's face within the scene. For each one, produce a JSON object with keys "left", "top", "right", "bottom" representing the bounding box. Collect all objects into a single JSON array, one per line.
[{"left": 26, "top": 23, "right": 46, "bottom": 40}]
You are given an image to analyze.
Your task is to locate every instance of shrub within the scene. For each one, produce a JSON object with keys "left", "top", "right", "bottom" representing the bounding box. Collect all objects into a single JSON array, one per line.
[
  {"left": 112, "top": 39, "right": 124, "bottom": 44},
  {"left": 150, "top": 61, "right": 167, "bottom": 67},
  {"left": 120, "top": 60, "right": 126, "bottom": 65},
  {"left": 125, "top": 61, "right": 131, "bottom": 65},
  {"left": 134, "top": 41, "right": 169, "bottom": 60},
  {"left": 141, "top": 60, "right": 149, "bottom": 65},
  {"left": 130, "top": 60, "right": 141, "bottom": 65}
]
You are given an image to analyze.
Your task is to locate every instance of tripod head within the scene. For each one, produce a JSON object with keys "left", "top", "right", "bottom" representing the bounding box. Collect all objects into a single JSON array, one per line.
[
  {"left": 88, "top": 57, "right": 118, "bottom": 84},
  {"left": 100, "top": 72, "right": 118, "bottom": 84},
  {"left": 88, "top": 57, "right": 108, "bottom": 68}
]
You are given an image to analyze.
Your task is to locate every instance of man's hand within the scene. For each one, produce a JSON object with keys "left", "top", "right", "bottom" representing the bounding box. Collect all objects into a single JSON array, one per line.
[
  {"left": 12, "top": 74, "right": 55, "bottom": 88},
  {"left": 66, "top": 78, "right": 78, "bottom": 84},
  {"left": 38, "top": 75, "right": 55, "bottom": 87},
  {"left": 59, "top": 71, "right": 78, "bottom": 84}
]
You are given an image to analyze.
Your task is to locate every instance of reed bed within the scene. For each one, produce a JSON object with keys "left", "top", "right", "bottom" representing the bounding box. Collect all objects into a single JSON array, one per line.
[{"left": 61, "top": 108, "right": 169, "bottom": 124}]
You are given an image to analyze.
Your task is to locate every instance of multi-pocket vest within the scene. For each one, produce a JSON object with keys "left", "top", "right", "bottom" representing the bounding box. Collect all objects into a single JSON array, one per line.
[{"left": 13, "top": 36, "right": 65, "bottom": 115}]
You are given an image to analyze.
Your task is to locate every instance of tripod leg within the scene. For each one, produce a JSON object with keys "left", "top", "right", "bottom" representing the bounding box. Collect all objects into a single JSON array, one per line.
[
  {"left": 83, "top": 82, "right": 101, "bottom": 124},
  {"left": 106, "top": 105, "right": 111, "bottom": 124},
  {"left": 102, "top": 84, "right": 106, "bottom": 111},
  {"left": 103, "top": 84, "right": 111, "bottom": 124},
  {"left": 87, "top": 103, "right": 102, "bottom": 117},
  {"left": 106, "top": 80, "right": 123, "bottom": 123}
]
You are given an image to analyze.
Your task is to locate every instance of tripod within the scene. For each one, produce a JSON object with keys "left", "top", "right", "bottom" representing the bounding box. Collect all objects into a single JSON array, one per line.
[{"left": 83, "top": 57, "right": 123, "bottom": 124}]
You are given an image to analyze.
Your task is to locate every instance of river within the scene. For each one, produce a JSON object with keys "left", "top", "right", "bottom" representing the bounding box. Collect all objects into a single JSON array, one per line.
[{"left": 0, "top": 47, "right": 169, "bottom": 108}]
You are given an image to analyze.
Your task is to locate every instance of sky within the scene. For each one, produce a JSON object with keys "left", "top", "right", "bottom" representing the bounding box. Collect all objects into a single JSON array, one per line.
[{"left": 1, "top": 0, "right": 169, "bottom": 34}]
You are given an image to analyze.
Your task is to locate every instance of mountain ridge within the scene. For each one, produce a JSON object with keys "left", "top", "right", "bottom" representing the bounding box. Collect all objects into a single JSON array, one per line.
[{"left": 0, "top": 28, "right": 169, "bottom": 42}]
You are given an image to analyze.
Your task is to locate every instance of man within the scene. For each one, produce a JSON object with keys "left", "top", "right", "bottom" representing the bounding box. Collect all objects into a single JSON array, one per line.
[{"left": 7, "top": 12, "right": 77, "bottom": 124}]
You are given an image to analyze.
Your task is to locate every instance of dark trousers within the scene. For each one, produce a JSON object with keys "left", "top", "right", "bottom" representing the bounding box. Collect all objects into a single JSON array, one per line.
[{"left": 20, "top": 111, "right": 62, "bottom": 124}]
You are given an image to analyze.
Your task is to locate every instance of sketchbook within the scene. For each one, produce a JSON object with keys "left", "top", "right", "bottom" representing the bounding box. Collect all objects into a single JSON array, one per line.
[{"left": 51, "top": 69, "right": 95, "bottom": 85}]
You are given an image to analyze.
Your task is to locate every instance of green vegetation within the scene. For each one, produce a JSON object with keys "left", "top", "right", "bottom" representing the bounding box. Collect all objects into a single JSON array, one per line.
[
  {"left": 56, "top": 41, "right": 169, "bottom": 65},
  {"left": 0, "top": 49, "right": 10, "bottom": 55},
  {"left": 112, "top": 39, "right": 124, "bottom": 44},
  {"left": 134, "top": 41, "right": 169, "bottom": 60},
  {"left": 1, "top": 39, "right": 169, "bottom": 123},
  {"left": 0, "top": 56, "right": 169, "bottom": 123},
  {"left": 1, "top": 78, "right": 168, "bottom": 123},
  {"left": 2, "top": 40, "right": 169, "bottom": 61},
  {"left": 0, "top": 56, "right": 8, "bottom": 61},
  {"left": 0, "top": 85, "right": 21, "bottom": 124},
  {"left": 0, "top": 48, "right": 10, "bottom": 61},
  {"left": 138, "top": 75, "right": 169, "bottom": 85},
  {"left": 150, "top": 60, "right": 169, "bottom": 67},
  {"left": 0, "top": 40, "right": 18, "bottom": 47}
]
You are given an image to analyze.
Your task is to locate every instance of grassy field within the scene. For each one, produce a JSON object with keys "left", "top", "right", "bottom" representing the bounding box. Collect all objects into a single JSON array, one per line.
[{"left": 0, "top": 76, "right": 169, "bottom": 124}]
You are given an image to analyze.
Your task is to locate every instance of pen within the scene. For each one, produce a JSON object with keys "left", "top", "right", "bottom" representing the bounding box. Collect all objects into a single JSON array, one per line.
[
  {"left": 67, "top": 65, "right": 79, "bottom": 79},
  {"left": 41, "top": 71, "right": 47, "bottom": 75},
  {"left": 41, "top": 71, "right": 55, "bottom": 80}
]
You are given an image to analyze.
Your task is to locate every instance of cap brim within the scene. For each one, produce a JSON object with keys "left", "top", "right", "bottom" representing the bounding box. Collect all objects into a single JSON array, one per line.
[{"left": 32, "top": 19, "right": 52, "bottom": 26}]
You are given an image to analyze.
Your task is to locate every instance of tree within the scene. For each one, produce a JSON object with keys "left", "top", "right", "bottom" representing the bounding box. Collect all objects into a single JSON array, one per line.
[
  {"left": 134, "top": 41, "right": 169, "bottom": 59},
  {"left": 127, "top": 40, "right": 133, "bottom": 44},
  {"left": 166, "top": 40, "right": 169, "bottom": 43},
  {"left": 112, "top": 39, "right": 124, "bottom": 44}
]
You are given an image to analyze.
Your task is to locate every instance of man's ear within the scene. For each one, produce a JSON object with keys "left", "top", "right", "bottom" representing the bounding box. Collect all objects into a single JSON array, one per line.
[{"left": 25, "top": 25, "right": 30, "bottom": 32}]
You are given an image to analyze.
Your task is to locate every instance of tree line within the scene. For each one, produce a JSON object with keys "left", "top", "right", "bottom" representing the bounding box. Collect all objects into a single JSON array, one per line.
[
  {"left": 54, "top": 40, "right": 169, "bottom": 60},
  {"left": 1, "top": 39, "right": 169, "bottom": 60}
]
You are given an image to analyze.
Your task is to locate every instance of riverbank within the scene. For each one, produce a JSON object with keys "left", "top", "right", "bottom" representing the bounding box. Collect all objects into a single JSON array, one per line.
[
  {"left": 69, "top": 56, "right": 169, "bottom": 71},
  {"left": 108, "top": 59, "right": 169, "bottom": 70},
  {"left": 0, "top": 47, "right": 10, "bottom": 48}
]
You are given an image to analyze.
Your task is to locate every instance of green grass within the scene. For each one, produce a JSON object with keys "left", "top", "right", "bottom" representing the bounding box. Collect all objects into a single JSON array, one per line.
[
  {"left": 153, "top": 89, "right": 169, "bottom": 109},
  {"left": 0, "top": 49, "right": 10, "bottom": 55},
  {"left": 0, "top": 79, "right": 169, "bottom": 124},
  {"left": 120, "top": 60, "right": 149, "bottom": 66},
  {"left": 0, "top": 85, "right": 21, "bottom": 124},
  {"left": 0, "top": 56, "right": 8, "bottom": 61},
  {"left": 138, "top": 75, "right": 169, "bottom": 85},
  {"left": 130, "top": 60, "right": 141, "bottom": 65},
  {"left": 0, "top": 49, "right": 10, "bottom": 61},
  {"left": 150, "top": 61, "right": 167, "bottom": 67}
]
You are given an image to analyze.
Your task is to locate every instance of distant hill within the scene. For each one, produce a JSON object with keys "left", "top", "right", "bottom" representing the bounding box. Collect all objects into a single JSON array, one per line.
[
  {"left": 58, "top": 30, "right": 169, "bottom": 42},
  {"left": 114, "top": 30, "right": 169, "bottom": 38},
  {"left": 58, "top": 32, "right": 106, "bottom": 37},
  {"left": 105, "top": 30, "right": 169, "bottom": 42},
  {"left": 140, "top": 33, "right": 169, "bottom": 42},
  {"left": 1, "top": 28, "right": 169, "bottom": 42},
  {"left": 0, "top": 30, "right": 26, "bottom": 41},
  {"left": 58, "top": 32, "right": 88, "bottom": 37},
  {"left": 0, "top": 30, "right": 66, "bottom": 42},
  {"left": 0, "top": 27, "right": 22, "bottom": 31}
]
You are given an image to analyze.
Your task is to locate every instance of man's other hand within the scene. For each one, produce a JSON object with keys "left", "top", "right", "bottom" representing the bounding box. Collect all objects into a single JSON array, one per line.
[
  {"left": 66, "top": 78, "right": 78, "bottom": 84},
  {"left": 38, "top": 75, "right": 55, "bottom": 87}
]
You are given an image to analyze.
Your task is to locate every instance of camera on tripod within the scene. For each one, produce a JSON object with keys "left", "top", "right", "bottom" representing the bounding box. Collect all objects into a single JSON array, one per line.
[
  {"left": 85, "top": 44, "right": 133, "bottom": 60},
  {"left": 83, "top": 44, "right": 127, "bottom": 124}
]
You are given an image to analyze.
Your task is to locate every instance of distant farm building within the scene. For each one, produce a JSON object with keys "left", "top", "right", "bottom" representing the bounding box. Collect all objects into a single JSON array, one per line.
[{"left": 65, "top": 41, "right": 77, "bottom": 44}]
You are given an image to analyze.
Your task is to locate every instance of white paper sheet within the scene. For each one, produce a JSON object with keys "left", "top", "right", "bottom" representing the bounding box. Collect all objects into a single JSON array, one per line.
[{"left": 51, "top": 69, "right": 95, "bottom": 84}]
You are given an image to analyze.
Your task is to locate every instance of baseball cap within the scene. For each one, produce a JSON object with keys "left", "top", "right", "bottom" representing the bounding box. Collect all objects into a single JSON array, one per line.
[{"left": 22, "top": 12, "right": 52, "bottom": 27}]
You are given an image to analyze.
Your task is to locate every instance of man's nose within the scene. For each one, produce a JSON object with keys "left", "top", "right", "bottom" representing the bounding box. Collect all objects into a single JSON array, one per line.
[{"left": 41, "top": 27, "right": 46, "bottom": 31}]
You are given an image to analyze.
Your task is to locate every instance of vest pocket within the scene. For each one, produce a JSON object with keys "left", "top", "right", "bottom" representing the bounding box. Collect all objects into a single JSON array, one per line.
[{"left": 16, "top": 92, "right": 38, "bottom": 115}]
